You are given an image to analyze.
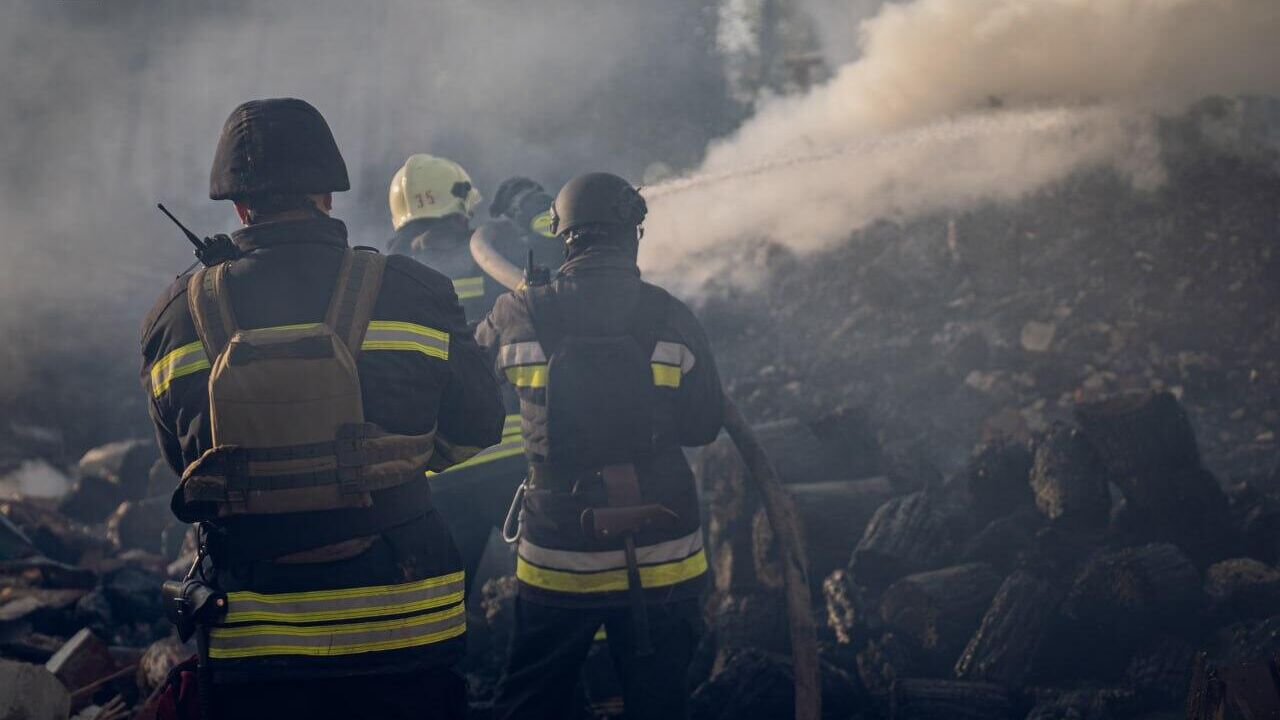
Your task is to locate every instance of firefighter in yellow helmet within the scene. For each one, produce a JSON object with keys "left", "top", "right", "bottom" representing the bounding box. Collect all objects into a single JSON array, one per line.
[
  {"left": 388, "top": 154, "right": 492, "bottom": 321},
  {"left": 387, "top": 155, "right": 528, "bottom": 607}
]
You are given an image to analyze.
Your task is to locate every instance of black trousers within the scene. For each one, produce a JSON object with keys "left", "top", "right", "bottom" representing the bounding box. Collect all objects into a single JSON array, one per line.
[
  {"left": 493, "top": 597, "right": 702, "bottom": 720},
  {"left": 430, "top": 457, "right": 525, "bottom": 595},
  {"left": 210, "top": 666, "right": 466, "bottom": 720}
]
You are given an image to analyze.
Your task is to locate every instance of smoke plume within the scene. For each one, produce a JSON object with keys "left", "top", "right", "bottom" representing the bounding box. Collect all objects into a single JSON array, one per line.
[{"left": 641, "top": 0, "right": 1280, "bottom": 290}]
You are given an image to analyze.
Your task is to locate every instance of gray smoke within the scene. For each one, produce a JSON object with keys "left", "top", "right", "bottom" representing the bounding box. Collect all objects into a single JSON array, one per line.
[
  {"left": 0, "top": 0, "right": 731, "bottom": 428},
  {"left": 640, "top": 0, "right": 1280, "bottom": 290}
]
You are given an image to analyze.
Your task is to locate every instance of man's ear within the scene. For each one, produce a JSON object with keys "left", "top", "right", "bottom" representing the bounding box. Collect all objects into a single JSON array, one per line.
[
  {"left": 233, "top": 201, "right": 252, "bottom": 226},
  {"left": 312, "top": 193, "right": 333, "bottom": 214}
]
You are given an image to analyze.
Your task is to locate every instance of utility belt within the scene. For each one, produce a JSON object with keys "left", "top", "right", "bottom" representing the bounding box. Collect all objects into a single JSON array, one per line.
[
  {"left": 515, "top": 461, "right": 677, "bottom": 544},
  {"left": 510, "top": 461, "right": 678, "bottom": 656},
  {"left": 174, "top": 422, "right": 437, "bottom": 523}
]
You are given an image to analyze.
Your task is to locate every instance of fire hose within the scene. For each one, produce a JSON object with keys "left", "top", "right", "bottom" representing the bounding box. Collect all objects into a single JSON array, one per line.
[{"left": 471, "top": 225, "right": 821, "bottom": 720}]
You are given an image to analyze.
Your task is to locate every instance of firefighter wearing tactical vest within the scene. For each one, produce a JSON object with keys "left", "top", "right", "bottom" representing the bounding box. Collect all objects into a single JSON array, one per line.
[
  {"left": 476, "top": 172, "right": 725, "bottom": 720},
  {"left": 140, "top": 99, "right": 504, "bottom": 720}
]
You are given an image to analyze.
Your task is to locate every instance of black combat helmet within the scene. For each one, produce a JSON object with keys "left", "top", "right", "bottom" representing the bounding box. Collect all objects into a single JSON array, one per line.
[
  {"left": 209, "top": 98, "right": 350, "bottom": 201},
  {"left": 548, "top": 172, "right": 646, "bottom": 237}
]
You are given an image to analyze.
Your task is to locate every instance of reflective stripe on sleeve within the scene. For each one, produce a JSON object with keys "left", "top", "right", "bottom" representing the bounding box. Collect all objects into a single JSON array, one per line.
[
  {"left": 150, "top": 341, "right": 211, "bottom": 398},
  {"left": 651, "top": 341, "right": 695, "bottom": 373},
  {"left": 651, "top": 364, "right": 681, "bottom": 388},
  {"left": 505, "top": 365, "right": 548, "bottom": 388},
  {"left": 452, "top": 276, "right": 485, "bottom": 300},
  {"left": 650, "top": 341, "right": 694, "bottom": 389},
  {"left": 362, "top": 320, "right": 449, "bottom": 360},
  {"left": 516, "top": 530, "right": 707, "bottom": 594},
  {"left": 208, "top": 572, "right": 466, "bottom": 659}
]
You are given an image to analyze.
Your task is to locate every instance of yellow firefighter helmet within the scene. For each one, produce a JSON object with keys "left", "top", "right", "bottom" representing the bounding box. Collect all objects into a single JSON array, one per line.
[{"left": 388, "top": 154, "right": 482, "bottom": 231}]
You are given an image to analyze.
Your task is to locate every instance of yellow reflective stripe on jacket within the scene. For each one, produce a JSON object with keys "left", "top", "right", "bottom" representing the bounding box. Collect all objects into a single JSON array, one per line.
[
  {"left": 208, "top": 602, "right": 466, "bottom": 659},
  {"left": 505, "top": 364, "right": 548, "bottom": 388},
  {"left": 650, "top": 341, "right": 694, "bottom": 389},
  {"left": 433, "top": 415, "right": 524, "bottom": 475},
  {"left": 651, "top": 364, "right": 681, "bottom": 388},
  {"left": 516, "top": 549, "right": 707, "bottom": 594},
  {"left": 150, "top": 341, "right": 211, "bottom": 398},
  {"left": 362, "top": 320, "right": 449, "bottom": 360},
  {"left": 452, "top": 276, "right": 485, "bottom": 300},
  {"left": 221, "top": 571, "right": 465, "bottom": 624},
  {"left": 516, "top": 530, "right": 707, "bottom": 593},
  {"left": 208, "top": 572, "right": 466, "bottom": 659}
]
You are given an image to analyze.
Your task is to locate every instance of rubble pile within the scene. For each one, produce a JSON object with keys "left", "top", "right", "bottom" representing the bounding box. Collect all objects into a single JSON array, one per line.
[
  {"left": 0, "top": 103, "right": 1275, "bottom": 717},
  {"left": 688, "top": 390, "right": 1280, "bottom": 719},
  {"left": 0, "top": 438, "right": 191, "bottom": 718},
  {"left": 700, "top": 101, "right": 1280, "bottom": 488}
]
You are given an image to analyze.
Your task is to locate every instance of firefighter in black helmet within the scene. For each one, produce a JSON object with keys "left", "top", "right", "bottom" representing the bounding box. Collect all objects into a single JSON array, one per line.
[
  {"left": 484, "top": 175, "right": 564, "bottom": 270},
  {"left": 476, "top": 172, "right": 725, "bottom": 720},
  {"left": 140, "top": 98, "right": 503, "bottom": 720}
]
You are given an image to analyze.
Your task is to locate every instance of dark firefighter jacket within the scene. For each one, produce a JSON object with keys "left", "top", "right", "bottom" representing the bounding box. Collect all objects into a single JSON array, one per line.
[
  {"left": 141, "top": 216, "right": 504, "bottom": 681},
  {"left": 475, "top": 244, "right": 724, "bottom": 608},
  {"left": 388, "top": 224, "right": 501, "bottom": 325}
]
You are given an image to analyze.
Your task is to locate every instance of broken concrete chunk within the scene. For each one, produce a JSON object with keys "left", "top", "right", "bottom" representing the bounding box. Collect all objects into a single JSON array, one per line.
[
  {"left": 1020, "top": 321, "right": 1057, "bottom": 353},
  {"left": 0, "top": 658, "right": 71, "bottom": 720},
  {"left": 45, "top": 628, "right": 117, "bottom": 694},
  {"left": 77, "top": 439, "right": 157, "bottom": 501}
]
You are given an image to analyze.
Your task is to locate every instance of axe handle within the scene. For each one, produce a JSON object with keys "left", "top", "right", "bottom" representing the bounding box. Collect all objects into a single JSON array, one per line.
[
  {"left": 624, "top": 534, "right": 655, "bottom": 657},
  {"left": 723, "top": 396, "right": 821, "bottom": 720}
]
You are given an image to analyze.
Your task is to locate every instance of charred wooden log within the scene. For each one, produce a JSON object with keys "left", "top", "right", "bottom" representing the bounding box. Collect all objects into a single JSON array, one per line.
[
  {"left": 889, "top": 678, "right": 1012, "bottom": 720},
  {"left": 1029, "top": 423, "right": 1111, "bottom": 530},
  {"left": 880, "top": 563, "right": 1002, "bottom": 663},
  {"left": 959, "top": 509, "right": 1043, "bottom": 573},
  {"left": 857, "top": 632, "right": 918, "bottom": 699},
  {"left": 1204, "top": 557, "right": 1280, "bottom": 622},
  {"left": 690, "top": 648, "right": 866, "bottom": 720},
  {"left": 822, "top": 569, "right": 864, "bottom": 646},
  {"left": 697, "top": 434, "right": 762, "bottom": 593},
  {"left": 698, "top": 411, "right": 887, "bottom": 593},
  {"left": 850, "top": 492, "right": 963, "bottom": 590},
  {"left": 752, "top": 476, "right": 895, "bottom": 592},
  {"left": 961, "top": 439, "right": 1034, "bottom": 525},
  {"left": 706, "top": 591, "right": 792, "bottom": 661},
  {"left": 1062, "top": 543, "right": 1202, "bottom": 635},
  {"left": 1040, "top": 543, "right": 1202, "bottom": 681},
  {"left": 1025, "top": 687, "right": 1139, "bottom": 720},
  {"left": 744, "top": 410, "right": 884, "bottom": 485},
  {"left": 954, "top": 568, "right": 1066, "bottom": 688},
  {"left": 1074, "top": 391, "right": 1200, "bottom": 481},
  {"left": 1075, "top": 392, "right": 1236, "bottom": 565},
  {"left": 1125, "top": 637, "right": 1196, "bottom": 710}
]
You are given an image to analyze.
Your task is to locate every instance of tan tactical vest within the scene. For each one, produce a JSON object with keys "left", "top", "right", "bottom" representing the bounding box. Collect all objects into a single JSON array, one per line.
[{"left": 172, "top": 249, "right": 437, "bottom": 522}]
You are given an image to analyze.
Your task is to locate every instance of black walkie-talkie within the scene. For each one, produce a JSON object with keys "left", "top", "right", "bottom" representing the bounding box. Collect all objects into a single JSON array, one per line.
[
  {"left": 523, "top": 248, "right": 550, "bottom": 287},
  {"left": 157, "top": 203, "right": 241, "bottom": 274}
]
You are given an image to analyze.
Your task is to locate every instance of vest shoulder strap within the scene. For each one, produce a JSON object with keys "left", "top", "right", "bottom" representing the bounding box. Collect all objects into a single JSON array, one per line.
[
  {"left": 524, "top": 281, "right": 671, "bottom": 356},
  {"left": 186, "top": 263, "right": 239, "bottom": 361},
  {"left": 631, "top": 283, "right": 672, "bottom": 356},
  {"left": 324, "top": 248, "right": 387, "bottom": 359}
]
